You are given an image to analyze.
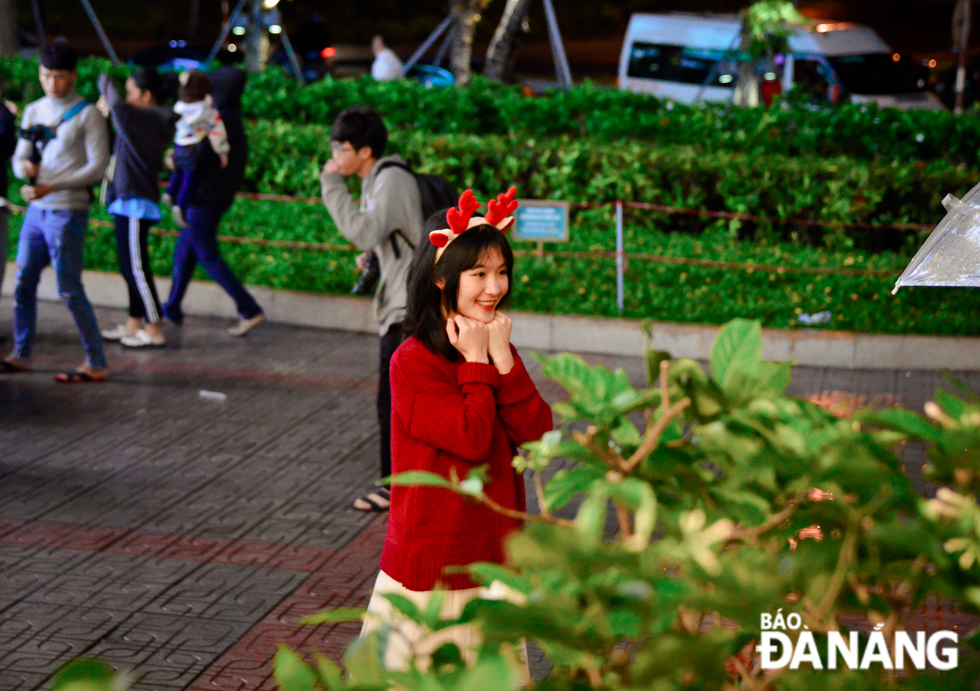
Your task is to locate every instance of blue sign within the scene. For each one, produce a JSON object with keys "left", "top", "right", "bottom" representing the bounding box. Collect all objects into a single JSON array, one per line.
[{"left": 512, "top": 201, "right": 570, "bottom": 242}]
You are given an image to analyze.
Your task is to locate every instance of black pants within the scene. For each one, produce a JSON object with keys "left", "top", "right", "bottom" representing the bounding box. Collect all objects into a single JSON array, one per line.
[
  {"left": 113, "top": 214, "right": 162, "bottom": 323},
  {"left": 378, "top": 324, "right": 403, "bottom": 480}
]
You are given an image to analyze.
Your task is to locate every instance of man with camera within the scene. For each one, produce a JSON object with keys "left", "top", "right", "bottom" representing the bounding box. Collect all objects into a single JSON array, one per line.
[
  {"left": 320, "top": 106, "right": 422, "bottom": 512},
  {"left": 1, "top": 43, "right": 111, "bottom": 382}
]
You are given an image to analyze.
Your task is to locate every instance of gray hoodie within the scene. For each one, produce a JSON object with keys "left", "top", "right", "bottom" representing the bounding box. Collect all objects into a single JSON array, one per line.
[
  {"left": 13, "top": 89, "right": 110, "bottom": 211},
  {"left": 321, "top": 154, "right": 423, "bottom": 336}
]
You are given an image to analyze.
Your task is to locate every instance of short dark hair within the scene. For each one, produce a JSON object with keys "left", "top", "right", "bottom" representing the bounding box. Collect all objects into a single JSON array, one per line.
[
  {"left": 40, "top": 42, "right": 78, "bottom": 71},
  {"left": 402, "top": 209, "right": 515, "bottom": 361},
  {"left": 131, "top": 68, "right": 170, "bottom": 105},
  {"left": 330, "top": 106, "right": 387, "bottom": 159},
  {"left": 178, "top": 70, "right": 211, "bottom": 103}
]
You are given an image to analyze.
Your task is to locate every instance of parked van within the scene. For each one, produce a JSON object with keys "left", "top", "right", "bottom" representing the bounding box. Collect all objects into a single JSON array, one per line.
[{"left": 618, "top": 13, "right": 944, "bottom": 110}]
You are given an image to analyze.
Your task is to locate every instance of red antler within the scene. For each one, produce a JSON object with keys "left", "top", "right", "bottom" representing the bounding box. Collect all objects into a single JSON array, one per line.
[
  {"left": 446, "top": 189, "right": 480, "bottom": 235},
  {"left": 485, "top": 187, "right": 518, "bottom": 226}
]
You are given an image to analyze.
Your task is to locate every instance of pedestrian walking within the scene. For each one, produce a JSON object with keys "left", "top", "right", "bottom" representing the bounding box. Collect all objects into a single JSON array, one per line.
[
  {"left": 0, "top": 78, "right": 18, "bottom": 344},
  {"left": 320, "top": 106, "right": 423, "bottom": 512},
  {"left": 97, "top": 69, "right": 178, "bottom": 349},
  {"left": 359, "top": 191, "right": 552, "bottom": 675},
  {"left": 161, "top": 67, "right": 265, "bottom": 337},
  {"left": 1, "top": 43, "right": 111, "bottom": 383}
]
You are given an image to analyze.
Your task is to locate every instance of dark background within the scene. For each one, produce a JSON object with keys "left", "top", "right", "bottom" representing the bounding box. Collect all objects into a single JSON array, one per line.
[{"left": 12, "top": 0, "right": 966, "bottom": 75}]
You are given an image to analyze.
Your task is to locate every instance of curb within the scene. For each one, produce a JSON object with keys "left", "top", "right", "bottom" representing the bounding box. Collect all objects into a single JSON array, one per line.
[{"left": 3, "top": 263, "right": 977, "bottom": 371}]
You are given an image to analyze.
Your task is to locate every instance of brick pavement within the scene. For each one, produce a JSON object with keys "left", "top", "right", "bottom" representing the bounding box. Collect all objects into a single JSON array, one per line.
[{"left": 1, "top": 301, "right": 978, "bottom": 690}]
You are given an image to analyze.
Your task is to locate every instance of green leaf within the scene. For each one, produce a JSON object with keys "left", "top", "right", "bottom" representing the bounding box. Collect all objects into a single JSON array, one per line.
[
  {"left": 545, "top": 464, "right": 606, "bottom": 511},
  {"left": 383, "top": 593, "right": 423, "bottom": 622},
  {"left": 710, "top": 319, "right": 762, "bottom": 392},
  {"left": 312, "top": 653, "right": 342, "bottom": 691},
  {"left": 51, "top": 660, "right": 118, "bottom": 691},
  {"left": 873, "top": 408, "right": 941, "bottom": 443},
  {"left": 299, "top": 607, "right": 367, "bottom": 626},
  {"left": 467, "top": 563, "right": 532, "bottom": 594},
  {"left": 575, "top": 481, "right": 609, "bottom": 542},
  {"left": 386, "top": 471, "right": 453, "bottom": 488},
  {"left": 343, "top": 633, "right": 386, "bottom": 688},
  {"left": 757, "top": 360, "right": 793, "bottom": 396},
  {"left": 935, "top": 388, "right": 969, "bottom": 420},
  {"left": 607, "top": 478, "right": 658, "bottom": 550},
  {"left": 645, "top": 349, "right": 672, "bottom": 388},
  {"left": 274, "top": 646, "right": 318, "bottom": 691},
  {"left": 421, "top": 590, "right": 447, "bottom": 630}
]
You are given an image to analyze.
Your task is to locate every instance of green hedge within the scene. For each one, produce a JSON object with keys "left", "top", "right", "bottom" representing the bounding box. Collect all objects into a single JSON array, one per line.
[
  {"left": 3, "top": 56, "right": 980, "bottom": 168},
  {"left": 244, "top": 121, "right": 973, "bottom": 253}
]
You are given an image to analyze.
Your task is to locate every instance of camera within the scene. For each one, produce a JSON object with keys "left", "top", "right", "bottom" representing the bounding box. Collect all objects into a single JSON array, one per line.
[
  {"left": 18, "top": 125, "right": 54, "bottom": 185},
  {"left": 351, "top": 250, "right": 380, "bottom": 296}
]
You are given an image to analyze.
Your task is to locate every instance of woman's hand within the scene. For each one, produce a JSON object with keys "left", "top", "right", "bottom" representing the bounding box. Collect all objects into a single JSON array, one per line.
[
  {"left": 487, "top": 311, "right": 514, "bottom": 374},
  {"left": 447, "top": 315, "right": 489, "bottom": 364}
]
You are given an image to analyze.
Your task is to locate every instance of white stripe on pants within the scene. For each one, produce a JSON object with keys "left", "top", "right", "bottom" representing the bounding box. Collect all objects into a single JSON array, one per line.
[{"left": 128, "top": 215, "right": 159, "bottom": 323}]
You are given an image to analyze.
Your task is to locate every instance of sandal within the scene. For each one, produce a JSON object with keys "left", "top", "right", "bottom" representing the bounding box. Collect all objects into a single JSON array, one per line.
[
  {"left": 353, "top": 486, "right": 390, "bottom": 512},
  {"left": 54, "top": 371, "right": 107, "bottom": 384},
  {"left": 0, "top": 359, "right": 30, "bottom": 374}
]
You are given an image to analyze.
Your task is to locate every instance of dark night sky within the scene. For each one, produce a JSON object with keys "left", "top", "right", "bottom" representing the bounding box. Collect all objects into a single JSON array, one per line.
[{"left": 16, "top": 0, "right": 964, "bottom": 63}]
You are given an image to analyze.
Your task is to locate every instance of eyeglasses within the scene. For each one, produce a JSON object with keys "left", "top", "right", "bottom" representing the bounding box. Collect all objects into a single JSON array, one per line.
[{"left": 330, "top": 143, "right": 355, "bottom": 157}]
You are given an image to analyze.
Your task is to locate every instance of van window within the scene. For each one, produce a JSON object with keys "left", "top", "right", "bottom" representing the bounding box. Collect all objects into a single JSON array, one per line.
[
  {"left": 627, "top": 42, "right": 735, "bottom": 87},
  {"left": 825, "top": 54, "right": 918, "bottom": 95}
]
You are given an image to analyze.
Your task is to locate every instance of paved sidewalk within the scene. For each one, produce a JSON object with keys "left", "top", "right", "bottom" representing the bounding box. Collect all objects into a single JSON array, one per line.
[{"left": 0, "top": 302, "right": 976, "bottom": 690}]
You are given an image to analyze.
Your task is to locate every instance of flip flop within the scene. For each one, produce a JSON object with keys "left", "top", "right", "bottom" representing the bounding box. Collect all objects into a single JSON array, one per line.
[
  {"left": 0, "top": 360, "right": 29, "bottom": 374},
  {"left": 353, "top": 486, "right": 390, "bottom": 512},
  {"left": 53, "top": 371, "right": 107, "bottom": 384}
]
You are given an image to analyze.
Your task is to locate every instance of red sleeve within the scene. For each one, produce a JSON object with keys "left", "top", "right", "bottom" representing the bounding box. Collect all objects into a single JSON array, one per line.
[
  {"left": 392, "top": 346, "right": 501, "bottom": 463},
  {"left": 495, "top": 348, "right": 553, "bottom": 446}
]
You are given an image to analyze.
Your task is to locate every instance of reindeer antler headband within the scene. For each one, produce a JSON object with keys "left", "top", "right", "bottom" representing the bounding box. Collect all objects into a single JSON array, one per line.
[{"left": 430, "top": 188, "right": 518, "bottom": 264}]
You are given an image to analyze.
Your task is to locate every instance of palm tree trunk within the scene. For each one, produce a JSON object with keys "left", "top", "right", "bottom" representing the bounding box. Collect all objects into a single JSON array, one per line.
[
  {"left": 450, "top": 0, "right": 484, "bottom": 86},
  {"left": 484, "top": 0, "right": 532, "bottom": 82},
  {"left": 0, "top": 0, "right": 18, "bottom": 57}
]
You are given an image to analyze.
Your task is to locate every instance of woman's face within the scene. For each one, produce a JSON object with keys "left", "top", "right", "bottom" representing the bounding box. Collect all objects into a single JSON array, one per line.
[
  {"left": 125, "top": 77, "right": 155, "bottom": 108},
  {"left": 449, "top": 248, "right": 509, "bottom": 324}
]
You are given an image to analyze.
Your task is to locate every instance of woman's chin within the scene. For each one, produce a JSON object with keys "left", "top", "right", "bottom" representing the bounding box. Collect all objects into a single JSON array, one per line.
[{"left": 462, "top": 308, "right": 495, "bottom": 323}]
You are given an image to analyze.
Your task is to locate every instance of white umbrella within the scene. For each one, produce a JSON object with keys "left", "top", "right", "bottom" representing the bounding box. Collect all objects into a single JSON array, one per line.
[{"left": 892, "top": 181, "right": 980, "bottom": 294}]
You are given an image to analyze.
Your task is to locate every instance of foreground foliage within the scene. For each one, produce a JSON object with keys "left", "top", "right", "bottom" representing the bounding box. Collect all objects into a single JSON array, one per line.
[{"left": 271, "top": 319, "right": 980, "bottom": 690}]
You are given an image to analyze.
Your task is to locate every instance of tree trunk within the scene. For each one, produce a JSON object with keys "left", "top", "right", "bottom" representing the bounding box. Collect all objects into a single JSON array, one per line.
[
  {"left": 0, "top": 0, "right": 18, "bottom": 57},
  {"left": 735, "top": 20, "right": 760, "bottom": 107},
  {"left": 484, "top": 0, "right": 532, "bottom": 82},
  {"left": 450, "top": 0, "right": 484, "bottom": 87}
]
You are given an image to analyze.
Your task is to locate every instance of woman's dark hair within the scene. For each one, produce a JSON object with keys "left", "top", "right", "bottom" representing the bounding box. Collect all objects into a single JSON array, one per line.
[
  {"left": 402, "top": 208, "right": 515, "bottom": 361},
  {"left": 131, "top": 68, "right": 170, "bottom": 105},
  {"left": 330, "top": 106, "right": 387, "bottom": 159}
]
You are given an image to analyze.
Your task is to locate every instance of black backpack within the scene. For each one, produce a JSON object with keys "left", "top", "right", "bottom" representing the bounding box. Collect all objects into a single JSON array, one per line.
[{"left": 377, "top": 160, "right": 459, "bottom": 227}]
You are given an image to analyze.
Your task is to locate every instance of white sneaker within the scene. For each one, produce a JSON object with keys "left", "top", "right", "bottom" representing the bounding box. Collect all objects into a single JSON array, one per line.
[
  {"left": 101, "top": 323, "right": 138, "bottom": 341},
  {"left": 121, "top": 329, "right": 166, "bottom": 348},
  {"left": 228, "top": 313, "right": 266, "bottom": 337}
]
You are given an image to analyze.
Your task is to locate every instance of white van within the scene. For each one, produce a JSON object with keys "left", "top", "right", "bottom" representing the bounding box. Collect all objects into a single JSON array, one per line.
[{"left": 618, "top": 13, "right": 944, "bottom": 110}]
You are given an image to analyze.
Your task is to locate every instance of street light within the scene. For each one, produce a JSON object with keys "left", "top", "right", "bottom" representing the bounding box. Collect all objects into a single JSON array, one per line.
[{"left": 262, "top": 0, "right": 279, "bottom": 7}]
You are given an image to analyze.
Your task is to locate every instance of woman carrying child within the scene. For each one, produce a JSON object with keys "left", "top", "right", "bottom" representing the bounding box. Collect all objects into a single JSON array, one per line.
[
  {"left": 360, "top": 189, "right": 553, "bottom": 675},
  {"left": 97, "top": 69, "right": 177, "bottom": 348}
]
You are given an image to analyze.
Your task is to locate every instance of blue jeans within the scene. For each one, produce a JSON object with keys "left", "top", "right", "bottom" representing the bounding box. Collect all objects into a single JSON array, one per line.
[
  {"left": 163, "top": 205, "right": 262, "bottom": 322},
  {"left": 12, "top": 206, "right": 107, "bottom": 369}
]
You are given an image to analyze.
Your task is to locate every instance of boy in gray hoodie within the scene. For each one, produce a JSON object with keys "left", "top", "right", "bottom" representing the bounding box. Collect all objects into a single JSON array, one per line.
[
  {"left": 1, "top": 43, "right": 110, "bottom": 382},
  {"left": 321, "top": 106, "right": 422, "bottom": 511}
]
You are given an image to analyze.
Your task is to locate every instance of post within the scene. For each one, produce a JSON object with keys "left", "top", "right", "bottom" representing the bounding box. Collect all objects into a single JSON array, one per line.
[
  {"left": 207, "top": 0, "right": 248, "bottom": 64},
  {"left": 246, "top": 0, "right": 262, "bottom": 73},
  {"left": 536, "top": 241, "right": 544, "bottom": 260},
  {"left": 541, "top": 0, "right": 572, "bottom": 89},
  {"left": 30, "top": 0, "right": 46, "bottom": 48},
  {"left": 279, "top": 28, "right": 305, "bottom": 85},
  {"left": 402, "top": 15, "right": 454, "bottom": 76},
  {"left": 615, "top": 201, "right": 624, "bottom": 313},
  {"left": 78, "top": 0, "right": 120, "bottom": 65},
  {"left": 954, "top": 0, "right": 972, "bottom": 114}
]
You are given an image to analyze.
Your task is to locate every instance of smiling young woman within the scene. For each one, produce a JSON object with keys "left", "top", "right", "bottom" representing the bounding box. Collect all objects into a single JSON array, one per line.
[{"left": 359, "top": 192, "right": 553, "bottom": 674}]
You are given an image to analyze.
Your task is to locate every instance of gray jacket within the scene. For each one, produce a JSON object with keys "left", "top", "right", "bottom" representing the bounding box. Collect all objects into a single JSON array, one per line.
[
  {"left": 321, "top": 154, "right": 423, "bottom": 336},
  {"left": 13, "top": 89, "right": 110, "bottom": 211}
]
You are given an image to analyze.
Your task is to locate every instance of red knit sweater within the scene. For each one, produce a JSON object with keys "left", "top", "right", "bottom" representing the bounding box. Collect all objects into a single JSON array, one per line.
[{"left": 380, "top": 336, "right": 554, "bottom": 590}]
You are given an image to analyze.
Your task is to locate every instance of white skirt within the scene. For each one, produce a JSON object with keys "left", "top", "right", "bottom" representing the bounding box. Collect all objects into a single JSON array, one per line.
[{"left": 360, "top": 570, "right": 530, "bottom": 684}]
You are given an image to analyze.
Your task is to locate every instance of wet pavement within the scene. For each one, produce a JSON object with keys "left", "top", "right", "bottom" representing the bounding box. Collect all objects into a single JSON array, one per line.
[{"left": 0, "top": 300, "right": 976, "bottom": 690}]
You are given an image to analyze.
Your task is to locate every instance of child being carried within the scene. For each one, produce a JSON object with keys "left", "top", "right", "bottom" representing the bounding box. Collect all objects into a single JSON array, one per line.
[{"left": 166, "top": 70, "right": 229, "bottom": 226}]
